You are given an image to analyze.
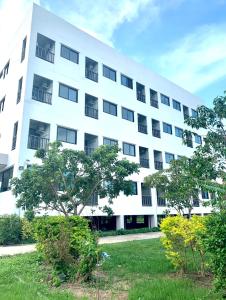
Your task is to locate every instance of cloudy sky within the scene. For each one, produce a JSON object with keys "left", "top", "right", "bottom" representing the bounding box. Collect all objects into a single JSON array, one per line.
[{"left": 1, "top": 0, "right": 226, "bottom": 105}]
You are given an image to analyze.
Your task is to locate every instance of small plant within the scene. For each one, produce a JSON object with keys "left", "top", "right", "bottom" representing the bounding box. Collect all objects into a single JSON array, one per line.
[{"left": 0, "top": 215, "right": 22, "bottom": 245}]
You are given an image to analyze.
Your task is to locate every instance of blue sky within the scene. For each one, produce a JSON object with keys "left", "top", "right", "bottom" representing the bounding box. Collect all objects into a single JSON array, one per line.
[{"left": 1, "top": 0, "right": 226, "bottom": 105}]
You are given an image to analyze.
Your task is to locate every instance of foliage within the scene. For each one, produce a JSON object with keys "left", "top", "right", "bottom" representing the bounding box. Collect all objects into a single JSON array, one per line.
[
  {"left": 160, "top": 215, "right": 206, "bottom": 274},
  {"left": 201, "top": 211, "right": 226, "bottom": 294},
  {"left": 0, "top": 214, "right": 22, "bottom": 245},
  {"left": 11, "top": 142, "right": 139, "bottom": 216},
  {"left": 98, "top": 226, "right": 160, "bottom": 237},
  {"left": 33, "top": 216, "right": 100, "bottom": 282},
  {"left": 144, "top": 157, "right": 200, "bottom": 216}
]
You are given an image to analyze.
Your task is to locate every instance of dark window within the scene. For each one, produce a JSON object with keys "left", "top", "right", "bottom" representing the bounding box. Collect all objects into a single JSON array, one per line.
[
  {"left": 165, "top": 152, "right": 174, "bottom": 163},
  {"left": 175, "top": 127, "right": 183, "bottom": 138},
  {"left": 12, "top": 122, "right": 18, "bottom": 150},
  {"left": 103, "top": 65, "right": 116, "bottom": 81},
  {"left": 21, "top": 36, "right": 27, "bottom": 62},
  {"left": 192, "top": 109, "right": 198, "bottom": 118},
  {"left": 61, "top": 44, "right": 79, "bottom": 64},
  {"left": 59, "top": 83, "right": 78, "bottom": 102},
  {"left": 173, "top": 99, "right": 181, "bottom": 111},
  {"left": 121, "top": 74, "right": 133, "bottom": 89},
  {"left": 131, "top": 181, "right": 138, "bottom": 195},
  {"left": 85, "top": 94, "right": 98, "bottom": 119},
  {"left": 122, "top": 107, "right": 134, "bottom": 122},
  {"left": 157, "top": 190, "right": 166, "bottom": 206},
  {"left": 0, "top": 97, "right": 5, "bottom": 112},
  {"left": 36, "top": 33, "right": 55, "bottom": 63},
  {"left": 150, "top": 89, "right": 159, "bottom": 108},
  {"left": 17, "top": 77, "right": 23, "bottom": 104},
  {"left": 136, "top": 82, "right": 146, "bottom": 102},
  {"left": 0, "top": 61, "right": 10, "bottom": 80},
  {"left": 163, "top": 122, "right": 172, "bottom": 134},
  {"left": 195, "top": 134, "right": 202, "bottom": 144},
  {"left": 202, "top": 191, "right": 209, "bottom": 199},
  {"left": 103, "top": 137, "right": 118, "bottom": 146},
  {"left": 85, "top": 57, "right": 98, "bottom": 82},
  {"left": 123, "top": 142, "right": 136, "bottom": 156},
  {"left": 103, "top": 100, "right": 117, "bottom": 116},
  {"left": 141, "top": 183, "right": 152, "bottom": 206},
  {"left": 57, "top": 126, "right": 77, "bottom": 144},
  {"left": 0, "top": 167, "right": 14, "bottom": 192},
  {"left": 161, "top": 94, "right": 170, "bottom": 106},
  {"left": 183, "top": 105, "right": 189, "bottom": 119}
]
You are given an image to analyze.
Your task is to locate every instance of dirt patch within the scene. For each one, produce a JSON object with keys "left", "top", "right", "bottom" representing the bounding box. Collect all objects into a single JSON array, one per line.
[{"left": 167, "top": 272, "right": 213, "bottom": 288}]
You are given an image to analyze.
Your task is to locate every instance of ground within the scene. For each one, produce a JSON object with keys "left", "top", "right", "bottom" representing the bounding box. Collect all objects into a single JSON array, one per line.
[{"left": 0, "top": 238, "right": 221, "bottom": 300}]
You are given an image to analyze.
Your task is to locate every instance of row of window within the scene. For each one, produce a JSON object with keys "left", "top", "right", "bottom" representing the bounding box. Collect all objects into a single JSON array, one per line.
[{"left": 33, "top": 32, "right": 197, "bottom": 118}]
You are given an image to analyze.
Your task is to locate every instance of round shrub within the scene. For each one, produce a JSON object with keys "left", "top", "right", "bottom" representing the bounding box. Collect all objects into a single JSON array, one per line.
[
  {"left": 0, "top": 214, "right": 22, "bottom": 245},
  {"left": 33, "top": 216, "right": 100, "bottom": 282}
]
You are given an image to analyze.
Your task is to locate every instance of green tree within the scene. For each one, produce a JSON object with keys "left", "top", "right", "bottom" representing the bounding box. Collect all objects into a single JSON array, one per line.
[
  {"left": 144, "top": 157, "right": 199, "bottom": 217},
  {"left": 11, "top": 142, "right": 139, "bottom": 216}
]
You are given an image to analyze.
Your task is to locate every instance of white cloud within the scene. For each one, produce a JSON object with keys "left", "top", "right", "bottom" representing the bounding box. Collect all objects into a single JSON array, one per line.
[{"left": 158, "top": 23, "right": 226, "bottom": 92}]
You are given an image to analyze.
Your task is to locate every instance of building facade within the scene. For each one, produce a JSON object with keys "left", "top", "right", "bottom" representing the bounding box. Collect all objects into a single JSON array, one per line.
[{"left": 0, "top": 4, "right": 211, "bottom": 229}]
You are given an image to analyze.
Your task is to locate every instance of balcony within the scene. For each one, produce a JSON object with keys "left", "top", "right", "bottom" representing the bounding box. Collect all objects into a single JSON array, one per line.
[
  {"left": 154, "top": 161, "right": 163, "bottom": 170},
  {"left": 142, "top": 196, "right": 152, "bottom": 206},
  {"left": 137, "top": 91, "right": 145, "bottom": 102},
  {"left": 151, "top": 99, "right": 158, "bottom": 108},
  {"left": 28, "top": 135, "right": 49, "bottom": 150},
  {"left": 150, "top": 89, "right": 158, "bottom": 108},
  {"left": 138, "top": 114, "right": 147, "bottom": 134},
  {"left": 152, "top": 128, "right": 161, "bottom": 138},
  {"left": 36, "top": 33, "right": 55, "bottom": 63},
  {"left": 138, "top": 124, "right": 147, "bottom": 134},
  {"left": 157, "top": 197, "right": 166, "bottom": 206},
  {"left": 193, "top": 199, "right": 200, "bottom": 207},
  {"left": 32, "top": 86, "right": 52, "bottom": 104},
  {"left": 84, "top": 146, "right": 96, "bottom": 156},
  {"left": 36, "top": 46, "right": 54, "bottom": 63},
  {"left": 85, "top": 69, "right": 98, "bottom": 82},
  {"left": 85, "top": 57, "right": 98, "bottom": 82},
  {"left": 140, "top": 158, "right": 149, "bottom": 168},
  {"left": 85, "top": 106, "right": 98, "bottom": 119},
  {"left": 136, "top": 82, "right": 145, "bottom": 103},
  {"left": 84, "top": 133, "right": 98, "bottom": 156}
]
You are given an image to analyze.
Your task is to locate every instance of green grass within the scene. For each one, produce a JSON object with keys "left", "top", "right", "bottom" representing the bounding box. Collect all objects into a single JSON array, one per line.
[{"left": 0, "top": 238, "right": 221, "bottom": 299}]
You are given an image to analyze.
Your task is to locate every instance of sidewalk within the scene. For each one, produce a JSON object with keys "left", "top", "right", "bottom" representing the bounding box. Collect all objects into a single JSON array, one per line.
[{"left": 0, "top": 231, "right": 162, "bottom": 257}]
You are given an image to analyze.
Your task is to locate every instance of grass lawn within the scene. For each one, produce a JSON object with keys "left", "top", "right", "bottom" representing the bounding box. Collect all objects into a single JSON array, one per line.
[{"left": 0, "top": 238, "right": 221, "bottom": 299}]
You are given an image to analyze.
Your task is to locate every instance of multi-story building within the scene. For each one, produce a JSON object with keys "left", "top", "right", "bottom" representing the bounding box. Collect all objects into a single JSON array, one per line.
[{"left": 0, "top": 4, "right": 211, "bottom": 230}]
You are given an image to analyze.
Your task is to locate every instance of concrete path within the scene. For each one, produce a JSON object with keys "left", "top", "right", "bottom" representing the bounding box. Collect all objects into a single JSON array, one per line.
[{"left": 0, "top": 231, "right": 162, "bottom": 257}]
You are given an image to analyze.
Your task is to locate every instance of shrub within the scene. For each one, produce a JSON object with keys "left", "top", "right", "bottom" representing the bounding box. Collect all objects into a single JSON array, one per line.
[
  {"left": 0, "top": 215, "right": 22, "bottom": 245},
  {"left": 33, "top": 216, "right": 100, "bottom": 282},
  {"left": 98, "top": 227, "right": 160, "bottom": 237},
  {"left": 202, "top": 211, "right": 226, "bottom": 294}
]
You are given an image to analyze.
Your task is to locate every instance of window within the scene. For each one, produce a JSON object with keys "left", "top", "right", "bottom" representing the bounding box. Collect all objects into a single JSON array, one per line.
[
  {"left": 122, "top": 107, "right": 134, "bottom": 122},
  {"left": 173, "top": 99, "right": 181, "bottom": 111},
  {"left": 165, "top": 152, "right": 175, "bottom": 163},
  {"left": 36, "top": 33, "right": 55, "bottom": 63},
  {"left": 103, "top": 137, "right": 118, "bottom": 146},
  {"left": 150, "top": 89, "right": 158, "bottom": 108},
  {"left": 123, "top": 142, "right": 136, "bottom": 156},
  {"left": 175, "top": 127, "right": 183, "bottom": 138},
  {"left": 192, "top": 109, "right": 198, "bottom": 118},
  {"left": 85, "top": 57, "right": 98, "bottom": 82},
  {"left": 12, "top": 122, "right": 18, "bottom": 150},
  {"left": 17, "top": 77, "right": 23, "bottom": 104},
  {"left": 0, "top": 167, "right": 13, "bottom": 192},
  {"left": 202, "top": 191, "right": 209, "bottom": 199},
  {"left": 163, "top": 122, "right": 172, "bottom": 134},
  {"left": 131, "top": 181, "right": 138, "bottom": 195},
  {"left": 57, "top": 126, "right": 77, "bottom": 144},
  {"left": 21, "top": 36, "right": 27, "bottom": 62},
  {"left": 0, "top": 61, "right": 10, "bottom": 80},
  {"left": 121, "top": 74, "right": 133, "bottom": 89},
  {"left": 195, "top": 134, "right": 202, "bottom": 144},
  {"left": 183, "top": 105, "right": 189, "bottom": 119},
  {"left": 0, "top": 97, "right": 5, "bottom": 112},
  {"left": 61, "top": 45, "right": 79, "bottom": 64},
  {"left": 103, "top": 100, "right": 117, "bottom": 116},
  {"left": 59, "top": 83, "right": 78, "bottom": 102},
  {"left": 103, "top": 65, "right": 116, "bottom": 81},
  {"left": 161, "top": 94, "right": 170, "bottom": 106}
]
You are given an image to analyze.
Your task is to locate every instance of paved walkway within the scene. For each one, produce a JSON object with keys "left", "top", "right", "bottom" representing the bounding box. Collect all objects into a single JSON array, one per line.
[{"left": 0, "top": 231, "right": 162, "bottom": 257}]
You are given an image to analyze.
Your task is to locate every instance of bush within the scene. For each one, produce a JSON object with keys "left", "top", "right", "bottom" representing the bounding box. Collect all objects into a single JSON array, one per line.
[
  {"left": 98, "top": 227, "right": 160, "bottom": 237},
  {"left": 0, "top": 215, "right": 23, "bottom": 245},
  {"left": 202, "top": 211, "right": 226, "bottom": 294},
  {"left": 33, "top": 216, "right": 100, "bottom": 282}
]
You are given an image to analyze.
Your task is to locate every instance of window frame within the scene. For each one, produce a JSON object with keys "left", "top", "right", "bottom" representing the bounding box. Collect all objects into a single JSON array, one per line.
[
  {"left": 103, "top": 137, "right": 118, "bottom": 146},
  {"left": 122, "top": 107, "right": 134, "bottom": 122},
  {"left": 172, "top": 99, "right": 181, "bottom": 111},
  {"left": 103, "top": 100, "right": 117, "bottom": 116},
  {"left": 160, "top": 94, "right": 170, "bottom": 106},
  {"left": 123, "top": 142, "right": 136, "bottom": 156},
  {"left": 121, "top": 74, "right": 133, "bottom": 89},
  {"left": 59, "top": 83, "right": 78, "bottom": 102},
  {"left": 175, "top": 126, "right": 183, "bottom": 138},
  {"left": 165, "top": 152, "right": 175, "bottom": 164},
  {"left": 57, "top": 126, "right": 77, "bottom": 144},
  {"left": 60, "top": 44, "right": 79, "bottom": 64},
  {"left": 163, "top": 122, "right": 172, "bottom": 134},
  {"left": 103, "top": 64, "right": 116, "bottom": 82}
]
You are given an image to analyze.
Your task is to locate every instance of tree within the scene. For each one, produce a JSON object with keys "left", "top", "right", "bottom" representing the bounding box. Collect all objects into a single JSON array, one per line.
[
  {"left": 11, "top": 142, "right": 139, "bottom": 216},
  {"left": 144, "top": 157, "right": 200, "bottom": 217}
]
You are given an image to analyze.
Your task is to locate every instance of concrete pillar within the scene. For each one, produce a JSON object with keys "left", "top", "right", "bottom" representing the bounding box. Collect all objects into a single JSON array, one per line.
[
  {"left": 151, "top": 214, "right": 158, "bottom": 227},
  {"left": 116, "top": 215, "right": 125, "bottom": 230}
]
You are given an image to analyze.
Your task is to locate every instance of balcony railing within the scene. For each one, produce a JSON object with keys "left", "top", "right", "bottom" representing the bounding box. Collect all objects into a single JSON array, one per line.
[
  {"left": 140, "top": 158, "right": 149, "bottom": 168},
  {"left": 28, "top": 135, "right": 49, "bottom": 150},
  {"left": 84, "top": 146, "right": 96, "bottom": 156},
  {"left": 151, "top": 99, "right": 158, "bottom": 108},
  {"left": 32, "top": 87, "right": 52, "bottom": 104},
  {"left": 137, "top": 91, "right": 146, "bottom": 102},
  {"left": 85, "top": 69, "right": 98, "bottom": 82},
  {"left": 154, "top": 161, "right": 163, "bottom": 170},
  {"left": 138, "top": 124, "right": 147, "bottom": 134},
  {"left": 36, "top": 45, "right": 54, "bottom": 63},
  {"left": 157, "top": 197, "right": 166, "bottom": 206},
  {"left": 85, "top": 105, "right": 98, "bottom": 119},
  {"left": 142, "top": 195, "right": 152, "bottom": 206},
  {"left": 152, "top": 128, "right": 161, "bottom": 138}
]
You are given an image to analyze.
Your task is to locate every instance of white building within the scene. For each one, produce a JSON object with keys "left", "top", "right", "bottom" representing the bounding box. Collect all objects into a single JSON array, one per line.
[{"left": 0, "top": 4, "right": 211, "bottom": 230}]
